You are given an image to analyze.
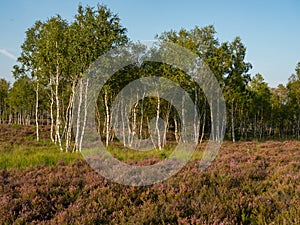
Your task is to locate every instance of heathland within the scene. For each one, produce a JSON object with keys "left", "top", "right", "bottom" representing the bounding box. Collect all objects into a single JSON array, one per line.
[{"left": 0, "top": 125, "right": 299, "bottom": 224}]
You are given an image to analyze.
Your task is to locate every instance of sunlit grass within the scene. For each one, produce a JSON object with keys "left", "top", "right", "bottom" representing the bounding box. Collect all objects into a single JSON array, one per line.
[
  {"left": 0, "top": 139, "right": 209, "bottom": 170},
  {"left": 0, "top": 142, "right": 82, "bottom": 170},
  {"left": 83, "top": 141, "right": 206, "bottom": 163}
]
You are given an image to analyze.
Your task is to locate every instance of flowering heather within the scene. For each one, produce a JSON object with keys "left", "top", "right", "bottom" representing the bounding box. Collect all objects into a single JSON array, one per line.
[{"left": 0, "top": 141, "right": 299, "bottom": 224}]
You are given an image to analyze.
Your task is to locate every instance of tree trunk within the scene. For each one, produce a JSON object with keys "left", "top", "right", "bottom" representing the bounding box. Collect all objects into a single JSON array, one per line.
[
  {"left": 163, "top": 102, "right": 171, "bottom": 147},
  {"left": 130, "top": 92, "right": 139, "bottom": 147},
  {"left": 74, "top": 78, "right": 83, "bottom": 152},
  {"left": 95, "top": 104, "right": 102, "bottom": 136},
  {"left": 35, "top": 80, "right": 39, "bottom": 142},
  {"left": 49, "top": 76, "right": 55, "bottom": 143},
  {"left": 194, "top": 89, "right": 199, "bottom": 144},
  {"left": 104, "top": 89, "right": 110, "bottom": 147},
  {"left": 55, "top": 69, "right": 62, "bottom": 151},
  {"left": 138, "top": 92, "right": 145, "bottom": 148},
  {"left": 181, "top": 95, "right": 186, "bottom": 143},
  {"left": 147, "top": 116, "right": 156, "bottom": 149},
  {"left": 231, "top": 100, "right": 236, "bottom": 142},
  {"left": 199, "top": 104, "right": 206, "bottom": 145},
  {"left": 120, "top": 98, "right": 126, "bottom": 147},
  {"left": 155, "top": 91, "right": 162, "bottom": 150},
  {"left": 174, "top": 116, "right": 179, "bottom": 143},
  {"left": 65, "top": 80, "right": 77, "bottom": 152},
  {"left": 79, "top": 78, "right": 89, "bottom": 152}
]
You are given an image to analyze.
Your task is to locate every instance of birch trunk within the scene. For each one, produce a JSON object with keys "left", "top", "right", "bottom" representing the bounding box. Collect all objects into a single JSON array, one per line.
[
  {"left": 49, "top": 76, "right": 55, "bottom": 143},
  {"left": 104, "top": 89, "right": 110, "bottom": 147},
  {"left": 174, "top": 116, "right": 179, "bottom": 143},
  {"left": 147, "top": 116, "right": 156, "bottom": 149},
  {"left": 121, "top": 98, "right": 126, "bottom": 147},
  {"left": 79, "top": 78, "right": 89, "bottom": 152},
  {"left": 130, "top": 92, "right": 139, "bottom": 147},
  {"left": 181, "top": 95, "right": 186, "bottom": 143},
  {"left": 55, "top": 66, "right": 63, "bottom": 152},
  {"left": 74, "top": 78, "right": 83, "bottom": 152},
  {"left": 193, "top": 89, "right": 199, "bottom": 144},
  {"left": 138, "top": 92, "right": 145, "bottom": 148},
  {"left": 35, "top": 79, "right": 39, "bottom": 142},
  {"left": 231, "top": 100, "right": 236, "bottom": 142},
  {"left": 199, "top": 105, "right": 206, "bottom": 144},
  {"left": 65, "top": 81, "right": 76, "bottom": 151},
  {"left": 95, "top": 104, "right": 101, "bottom": 136},
  {"left": 163, "top": 102, "right": 171, "bottom": 147},
  {"left": 155, "top": 91, "right": 162, "bottom": 150}
]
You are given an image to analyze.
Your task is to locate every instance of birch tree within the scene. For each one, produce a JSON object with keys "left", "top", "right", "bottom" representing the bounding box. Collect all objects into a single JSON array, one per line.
[{"left": 13, "top": 21, "right": 43, "bottom": 140}]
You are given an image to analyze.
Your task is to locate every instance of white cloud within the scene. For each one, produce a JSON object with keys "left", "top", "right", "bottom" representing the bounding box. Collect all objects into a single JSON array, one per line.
[{"left": 0, "top": 49, "right": 17, "bottom": 60}]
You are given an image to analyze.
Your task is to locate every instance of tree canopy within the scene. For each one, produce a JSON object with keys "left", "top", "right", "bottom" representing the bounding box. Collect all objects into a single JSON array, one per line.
[{"left": 1, "top": 3, "right": 300, "bottom": 149}]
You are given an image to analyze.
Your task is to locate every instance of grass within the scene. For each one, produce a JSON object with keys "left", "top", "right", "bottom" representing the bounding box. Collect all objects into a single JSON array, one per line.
[
  {"left": 81, "top": 141, "right": 206, "bottom": 166},
  {"left": 0, "top": 143, "right": 82, "bottom": 170},
  {"left": 0, "top": 124, "right": 82, "bottom": 169}
]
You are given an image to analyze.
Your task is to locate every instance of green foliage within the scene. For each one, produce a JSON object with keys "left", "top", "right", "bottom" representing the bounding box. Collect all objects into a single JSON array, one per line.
[
  {"left": 2, "top": 3, "right": 300, "bottom": 146},
  {"left": 0, "top": 78, "right": 10, "bottom": 122},
  {"left": 7, "top": 76, "right": 35, "bottom": 116}
]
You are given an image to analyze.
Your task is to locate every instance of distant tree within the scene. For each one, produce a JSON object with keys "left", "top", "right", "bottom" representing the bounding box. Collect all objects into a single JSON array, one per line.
[
  {"left": 8, "top": 76, "right": 35, "bottom": 125},
  {"left": 286, "top": 62, "right": 300, "bottom": 139},
  {"left": 248, "top": 74, "right": 271, "bottom": 139},
  {"left": 13, "top": 20, "right": 43, "bottom": 141},
  {"left": 158, "top": 26, "right": 252, "bottom": 142},
  {"left": 270, "top": 84, "right": 288, "bottom": 138},
  {"left": 0, "top": 78, "right": 10, "bottom": 124},
  {"left": 224, "top": 37, "right": 252, "bottom": 142}
]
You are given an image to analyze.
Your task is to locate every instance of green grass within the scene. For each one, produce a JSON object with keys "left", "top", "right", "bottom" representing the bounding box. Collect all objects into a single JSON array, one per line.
[
  {"left": 0, "top": 138, "right": 206, "bottom": 170},
  {"left": 0, "top": 142, "right": 82, "bottom": 170},
  {"left": 107, "top": 144, "right": 174, "bottom": 161},
  {"left": 82, "top": 142, "right": 205, "bottom": 165}
]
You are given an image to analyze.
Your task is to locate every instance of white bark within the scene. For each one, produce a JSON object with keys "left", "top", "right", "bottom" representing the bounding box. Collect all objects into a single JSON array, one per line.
[
  {"left": 130, "top": 92, "right": 139, "bottom": 147},
  {"left": 155, "top": 91, "right": 162, "bottom": 150},
  {"left": 49, "top": 76, "right": 55, "bottom": 143},
  {"left": 126, "top": 95, "right": 132, "bottom": 147},
  {"left": 55, "top": 67, "right": 62, "bottom": 152},
  {"left": 138, "top": 92, "right": 145, "bottom": 148},
  {"left": 79, "top": 78, "right": 89, "bottom": 152},
  {"left": 104, "top": 89, "right": 110, "bottom": 147},
  {"left": 199, "top": 106, "right": 206, "bottom": 145},
  {"left": 74, "top": 78, "right": 83, "bottom": 152},
  {"left": 65, "top": 81, "right": 75, "bottom": 152},
  {"left": 163, "top": 102, "right": 171, "bottom": 147},
  {"left": 147, "top": 116, "right": 156, "bottom": 149},
  {"left": 174, "top": 116, "right": 179, "bottom": 143},
  {"left": 231, "top": 100, "right": 235, "bottom": 142},
  {"left": 121, "top": 98, "right": 126, "bottom": 147},
  {"left": 95, "top": 104, "right": 102, "bottom": 136},
  {"left": 193, "top": 89, "right": 199, "bottom": 144},
  {"left": 181, "top": 95, "right": 186, "bottom": 143},
  {"left": 35, "top": 80, "right": 39, "bottom": 142}
]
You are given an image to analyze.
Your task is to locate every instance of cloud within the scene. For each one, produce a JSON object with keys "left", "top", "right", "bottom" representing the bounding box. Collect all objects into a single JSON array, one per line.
[{"left": 0, "top": 49, "right": 17, "bottom": 60}]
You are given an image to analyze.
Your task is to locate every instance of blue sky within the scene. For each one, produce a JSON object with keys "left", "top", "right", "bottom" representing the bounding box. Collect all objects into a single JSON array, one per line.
[{"left": 0, "top": 0, "right": 299, "bottom": 87}]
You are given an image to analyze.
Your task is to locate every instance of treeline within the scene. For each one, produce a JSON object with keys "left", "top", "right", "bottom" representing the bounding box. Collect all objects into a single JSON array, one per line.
[{"left": 0, "top": 4, "right": 300, "bottom": 151}]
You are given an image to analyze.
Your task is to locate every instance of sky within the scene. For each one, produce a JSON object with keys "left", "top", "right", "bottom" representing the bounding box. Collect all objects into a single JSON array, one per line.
[{"left": 0, "top": 0, "right": 299, "bottom": 87}]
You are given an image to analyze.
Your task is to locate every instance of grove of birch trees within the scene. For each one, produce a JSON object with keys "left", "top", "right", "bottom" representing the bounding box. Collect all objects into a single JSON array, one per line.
[{"left": 1, "top": 4, "right": 300, "bottom": 151}]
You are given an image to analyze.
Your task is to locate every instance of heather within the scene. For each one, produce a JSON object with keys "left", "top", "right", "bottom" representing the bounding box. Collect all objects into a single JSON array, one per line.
[{"left": 1, "top": 141, "right": 299, "bottom": 224}]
